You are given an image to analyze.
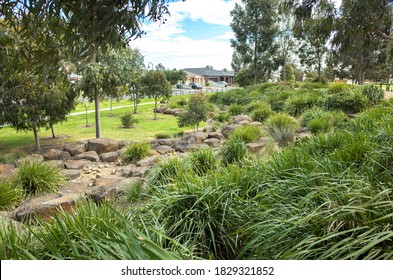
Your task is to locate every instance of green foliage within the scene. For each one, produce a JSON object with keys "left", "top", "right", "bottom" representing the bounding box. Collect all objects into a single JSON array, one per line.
[
  {"left": 228, "top": 104, "right": 245, "bottom": 116},
  {"left": 266, "top": 113, "right": 300, "bottom": 146},
  {"left": 0, "top": 152, "right": 26, "bottom": 165},
  {"left": 188, "top": 149, "right": 219, "bottom": 176},
  {"left": 164, "top": 69, "right": 187, "bottom": 85},
  {"left": 360, "top": 84, "right": 384, "bottom": 105},
  {"left": 301, "top": 108, "right": 348, "bottom": 133},
  {"left": 147, "top": 157, "right": 191, "bottom": 186},
  {"left": 230, "top": 125, "right": 264, "bottom": 143},
  {"left": 177, "top": 93, "right": 209, "bottom": 130},
  {"left": 280, "top": 64, "right": 295, "bottom": 82},
  {"left": 0, "top": 180, "right": 22, "bottom": 210},
  {"left": 251, "top": 108, "right": 273, "bottom": 122},
  {"left": 14, "top": 160, "right": 65, "bottom": 197},
  {"left": 284, "top": 90, "right": 324, "bottom": 116},
  {"left": 325, "top": 90, "right": 368, "bottom": 113},
  {"left": 235, "top": 68, "right": 254, "bottom": 87},
  {"left": 121, "top": 180, "right": 145, "bottom": 204},
  {"left": 215, "top": 112, "right": 230, "bottom": 123},
  {"left": 327, "top": 83, "right": 352, "bottom": 95},
  {"left": 120, "top": 113, "right": 139, "bottom": 128},
  {"left": 219, "top": 136, "right": 250, "bottom": 165},
  {"left": 121, "top": 142, "right": 150, "bottom": 164},
  {"left": 155, "top": 133, "right": 172, "bottom": 139}
]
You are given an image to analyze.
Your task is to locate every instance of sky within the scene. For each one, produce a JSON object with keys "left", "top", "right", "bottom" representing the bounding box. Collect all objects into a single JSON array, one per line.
[{"left": 130, "top": 0, "right": 342, "bottom": 71}]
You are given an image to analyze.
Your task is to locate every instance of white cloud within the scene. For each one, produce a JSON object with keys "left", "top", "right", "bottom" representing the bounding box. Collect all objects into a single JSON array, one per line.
[{"left": 130, "top": 0, "right": 237, "bottom": 70}]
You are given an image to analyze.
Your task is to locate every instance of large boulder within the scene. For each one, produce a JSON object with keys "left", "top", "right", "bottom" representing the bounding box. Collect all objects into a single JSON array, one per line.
[
  {"left": 86, "top": 177, "right": 141, "bottom": 203},
  {"left": 64, "top": 142, "right": 86, "bottom": 156},
  {"left": 174, "top": 143, "right": 210, "bottom": 153},
  {"left": 233, "top": 115, "right": 252, "bottom": 124},
  {"left": 221, "top": 124, "right": 242, "bottom": 138},
  {"left": 43, "top": 149, "right": 71, "bottom": 161},
  {"left": 72, "top": 151, "right": 100, "bottom": 162},
  {"left": 46, "top": 160, "right": 65, "bottom": 169},
  {"left": 59, "top": 181, "right": 88, "bottom": 196},
  {"left": 155, "top": 145, "right": 175, "bottom": 155},
  {"left": 136, "top": 156, "right": 160, "bottom": 167},
  {"left": 208, "top": 132, "right": 225, "bottom": 140},
  {"left": 246, "top": 143, "right": 265, "bottom": 153},
  {"left": 157, "top": 138, "right": 176, "bottom": 146},
  {"left": 87, "top": 138, "right": 118, "bottom": 155},
  {"left": 13, "top": 193, "right": 84, "bottom": 221},
  {"left": 99, "top": 152, "right": 119, "bottom": 163},
  {"left": 181, "top": 132, "right": 209, "bottom": 144},
  {"left": 118, "top": 140, "right": 133, "bottom": 150},
  {"left": 64, "top": 160, "right": 90, "bottom": 170},
  {"left": 203, "top": 138, "right": 221, "bottom": 148},
  {"left": 62, "top": 169, "right": 82, "bottom": 180}
]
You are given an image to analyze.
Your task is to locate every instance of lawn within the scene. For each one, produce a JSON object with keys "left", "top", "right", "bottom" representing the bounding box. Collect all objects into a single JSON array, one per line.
[{"left": 0, "top": 99, "right": 187, "bottom": 155}]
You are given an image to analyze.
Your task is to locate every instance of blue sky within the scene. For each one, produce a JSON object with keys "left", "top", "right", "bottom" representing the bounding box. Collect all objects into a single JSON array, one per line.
[
  {"left": 130, "top": 0, "right": 342, "bottom": 71},
  {"left": 130, "top": 0, "right": 236, "bottom": 70}
]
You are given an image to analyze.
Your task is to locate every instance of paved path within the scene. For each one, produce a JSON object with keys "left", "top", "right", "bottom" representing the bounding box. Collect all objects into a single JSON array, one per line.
[{"left": 68, "top": 102, "right": 155, "bottom": 116}]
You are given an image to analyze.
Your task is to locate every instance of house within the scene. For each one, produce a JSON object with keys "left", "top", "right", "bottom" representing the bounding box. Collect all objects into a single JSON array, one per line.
[{"left": 183, "top": 68, "right": 235, "bottom": 86}]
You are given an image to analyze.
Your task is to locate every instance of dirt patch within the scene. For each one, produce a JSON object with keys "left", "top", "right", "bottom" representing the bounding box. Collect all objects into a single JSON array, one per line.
[
  {"left": 385, "top": 91, "right": 393, "bottom": 99},
  {"left": 77, "top": 124, "right": 95, "bottom": 128}
]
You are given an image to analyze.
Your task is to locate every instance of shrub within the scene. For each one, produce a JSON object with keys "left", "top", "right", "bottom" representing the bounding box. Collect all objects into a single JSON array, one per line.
[
  {"left": 121, "top": 113, "right": 139, "bottom": 128},
  {"left": 308, "top": 117, "right": 331, "bottom": 134},
  {"left": 228, "top": 104, "right": 245, "bottom": 116},
  {"left": 178, "top": 93, "right": 209, "bottom": 131},
  {"left": 0, "top": 180, "right": 22, "bottom": 210},
  {"left": 155, "top": 133, "right": 172, "bottom": 139},
  {"left": 360, "top": 84, "right": 384, "bottom": 105},
  {"left": 215, "top": 112, "right": 230, "bottom": 123},
  {"left": 251, "top": 108, "right": 273, "bottom": 122},
  {"left": 301, "top": 108, "right": 348, "bottom": 132},
  {"left": 121, "top": 142, "right": 150, "bottom": 164},
  {"left": 262, "top": 89, "right": 293, "bottom": 112},
  {"left": 230, "top": 125, "right": 263, "bottom": 143},
  {"left": 188, "top": 149, "right": 219, "bottom": 176},
  {"left": 0, "top": 151, "right": 26, "bottom": 165},
  {"left": 266, "top": 113, "right": 300, "bottom": 146},
  {"left": 284, "top": 91, "right": 324, "bottom": 117},
  {"left": 147, "top": 157, "right": 191, "bottom": 186},
  {"left": 14, "top": 160, "right": 65, "bottom": 197},
  {"left": 219, "top": 136, "right": 250, "bottom": 165},
  {"left": 327, "top": 83, "right": 352, "bottom": 95},
  {"left": 325, "top": 90, "right": 368, "bottom": 113},
  {"left": 121, "top": 180, "right": 145, "bottom": 204}
]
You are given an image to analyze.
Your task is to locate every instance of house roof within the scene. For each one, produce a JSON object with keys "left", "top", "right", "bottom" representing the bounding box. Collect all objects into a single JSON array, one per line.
[{"left": 183, "top": 68, "right": 235, "bottom": 77}]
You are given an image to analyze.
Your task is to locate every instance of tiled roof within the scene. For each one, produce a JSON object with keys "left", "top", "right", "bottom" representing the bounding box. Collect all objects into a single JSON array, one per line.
[{"left": 183, "top": 68, "right": 235, "bottom": 77}]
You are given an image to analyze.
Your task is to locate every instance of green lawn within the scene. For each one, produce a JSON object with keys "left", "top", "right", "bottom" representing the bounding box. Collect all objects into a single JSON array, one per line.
[{"left": 0, "top": 100, "right": 188, "bottom": 155}]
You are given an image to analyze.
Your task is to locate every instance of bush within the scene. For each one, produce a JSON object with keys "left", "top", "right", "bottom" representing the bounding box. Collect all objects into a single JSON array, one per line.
[
  {"left": 121, "top": 113, "right": 139, "bottom": 128},
  {"left": 147, "top": 157, "right": 191, "bottom": 186},
  {"left": 215, "top": 112, "right": 230, "bottom": 123},
  {"left": 14, "top": 160, "right": 65, "bottom": 197},
  {"left": 284, "top": 91, "right": 324, "bottom": 117},
  {"left": 301, "top": 108, "right": 348, "bottom": 132},
  {"left": 121, "top": 180, "right": 145, "bottom": 204},
  {"left": 121, "top": 142, "right": 150, "bottom": 164},
  {"left": 327, "top": 83, "right": 352, "bottom": 95},
  {"left": 266, "top": 113, "right": 300, "bottom": 146},
  {"left": 188, "top": 149, "right": 219, "bottom": 176},
  {"left": 0, "top": 151, "right": 26, "bottom": 165},
  {"left": 308, "top": 117, "right": 331, "bottom": 134},
  {"left": 325, "top": 90, "right": 368, "bottom": 113},
  {"left": 0, "top": 180, "right": 22, "bottom": 210},
  {"left": 230, "top": 125, "right": 263, "bottom": 143},
  {"left": 219, "top": 136, "right": 250, "bottom": 165},
  {"left": 155, "top": 133, "right": 172, "bottom": 139},
  {"left": 360, "top": 84, "right": 384, "bottom": 105},
  {"left": 251, "top": 108, "right": 272, "bottom": 122},
  {"left": 228, "top": 104, "right": 245, "bottom": 116}
]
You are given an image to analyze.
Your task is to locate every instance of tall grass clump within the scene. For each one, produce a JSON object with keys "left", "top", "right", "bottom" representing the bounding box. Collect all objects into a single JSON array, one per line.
[
  {"left": 301, "top": 108, "right": 348, "bottom": 134},
  {"left": 325, "top": 88, "right": 368, "bottom": 113},
  {"left": 147, "top": 157, "right": 191, "bottom": 186},
  {"left": 0, "top": 201, "right": 186, "bottom": 260},
  {"left": 360, "top": 84, "right": 384, "bottom": 105},
  {"left": 219, "top": 136, "right": 250, "bottom": 165},
  {"left": 284, "top": 91, "right": 324, "bottom": 117},
  {"left": 229, "top": 125, "right": 264, "bottom": 143},
  {"left": 121, "top": 180, "right": 145, "bottom": 205},
  {"left": 187, "top": 149, "right": 220, "bottom": 176},
  {"left": 121, "top": 142, "right": 150, "bottom": 164},
  {"left": 262, "top": 89, "right": 293, "bottom": 112},
  {"left": 228, "top": 104, "right": 245, "bottom": 116},
  {"left": 266, "top": 113, "right": 300, "bottom": 146},
  {"left": 246, "top": 101, "right": 273, "bottom": 122},
  {"left": 14, "top": 160, "right": 65, "bottom": 197},
  {"left": 0, "top": 180, "right": 22, "bottom": 210},
  {"left": 0, "top": 151, "right": 26, "bottom": 164}
]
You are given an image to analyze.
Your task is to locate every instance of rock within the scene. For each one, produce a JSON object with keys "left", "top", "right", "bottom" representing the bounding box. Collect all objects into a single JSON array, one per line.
[
  {"left": 15, "top": 154, "right": 44, "bottom": 166},
  {"left": 64, "top": 160, "right": 89, "bottom": 170},
  {"left": 46, "top": 160, "right": 65, "bottom": 169},
  {"left": 13, "top": 193, "right": 84, "bottom": 221},
  {"left": 136, "top": 156, "right": 159, "bottom": 167},
  {"left": 86, "top": 177, "right": 141, "bottom": 203},
  {"left": 259, "top": 137, "right": 272, "bottom": 144},
  {"left": 43, "top": 149, "right": 71, "bottom": 161},
  {"left": 0, "top": 211, "right": 21, "bottom": 228},
  {"left": 62, "top": 169, "right": 81, "bottom": 180},
  {"left": 99, "top": 152, "right": 119, "bottom": 163},
  {"left": 87, "top": 138, "right": 118, "bottom": 155},
  {"left": 239, "top": 120, "right": 250, "bottom": 125},
  {"left": 118, "top": 140, "right": 133, "bottom": 149},
  {"left": 64, "top": 142, "right": 86, "bottom": 156},
  {"left": 181, "top": 132, "right": 209, "bottom": 144},
  {"left": 58, "top": 181, "right": 88, "bottom": 196},
  {"left": 117, "top": 147, "right": 127, "bottom": 156},
  {"left": 208, "top": 132, "right": 225, "bottom": 140},
  {"left": 246, "top": 143, "right": 265, "bottom": 153},
  {"left": 115, "top": 165, "right": 135, "bottom": 177},
  {"left": 222, "top": 124, "right": 243, "bottom": 138},
  {"left": 154, "top": 106, "right": 166, "bottom": 113},
  {"left": 249, "top": 121, "right": 263, "bottom": 126},
  {"left": 155, "top": 145, "right": 175, "bottom": 155},
  {"left": 157, "top": 138, "right": 176, "bottom": 146},
  {"left": 174, "top": 143, "right": 210, "bottom": 153},
  {"left": 0, "top": 164, "right": 16, "bottom": 179},
  {"left": 172, "top": 109, "right": 184, "bottom": 116},
  {"left": 72, "top": 151, "right": 100, "bottom": 162},
  {"left": 203, "top": 138, "right": 221, "bottom": 148},
  {"left": 130, "top": 166, "right": 149, "bottom": 177},
  {"left": 149, "top": 140, "right": 160, "bottom": 148},
  {"left": 233, "top": 115, "right": 252, "bottom": 124},
  {"left": 163, "top": 108, "right": 174, "bottom": 115}
]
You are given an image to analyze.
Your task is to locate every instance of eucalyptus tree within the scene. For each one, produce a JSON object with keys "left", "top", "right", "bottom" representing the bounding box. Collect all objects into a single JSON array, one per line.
[
  {"left": 230, "top": 0, "right": 279, "bottom": 84},
  {"left": 140, "top": 70, "right": 172, "bottom": 120},
  {"left": 1, "top": 0, "right": 177, "bottom": 138}
]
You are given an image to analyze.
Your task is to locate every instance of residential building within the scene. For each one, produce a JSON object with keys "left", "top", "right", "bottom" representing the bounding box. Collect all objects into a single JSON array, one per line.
[{"left": 183, "top": 68, "right": 235, "bottom": 86}]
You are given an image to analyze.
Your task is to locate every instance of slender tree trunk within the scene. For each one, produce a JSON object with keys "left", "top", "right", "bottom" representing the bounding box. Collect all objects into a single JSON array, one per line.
[
  {"left": 50, "top": 121, "right": 55, "bottom": 138},
  {"left": 110, "top": 96, "right": 113, "bottom": 117},
  {"left": 85, "top": 108, "right": 89, "bottom": 127},
  {"left": 358, "top": 52, "right": 365, "bottom": 85},
  {"left": 317, "top": 52, "right": 322, "bottom": 83},
  {"left": 95, "top": 89, "right": 101, "bottom": 138},
  {"left": 133, "top": 93, "right": 137, "bottom": 114},
  {"left": 154, "top": 97, "right": 157, "bottom": 120},
  {"left": 254, "top": 35, "right": 258, "bottom": 84},
  {"left": 33, "top": 126, "right": 41, "bottom": 152}
]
